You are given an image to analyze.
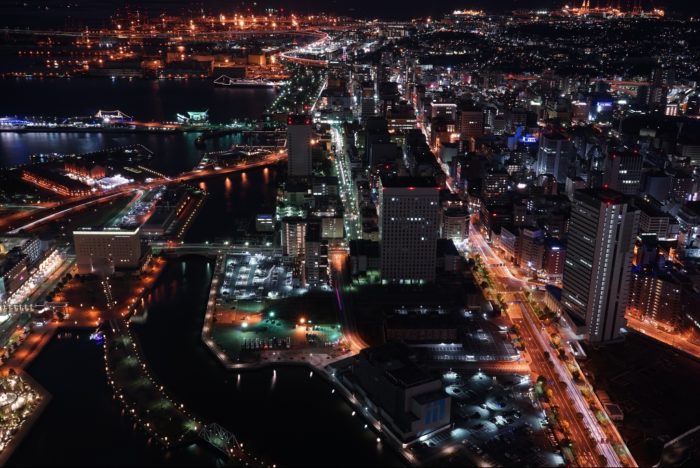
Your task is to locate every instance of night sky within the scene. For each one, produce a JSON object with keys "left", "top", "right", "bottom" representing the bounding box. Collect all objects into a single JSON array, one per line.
[{"left": 1, "top": 0, "right": 699, "bottom": 26}]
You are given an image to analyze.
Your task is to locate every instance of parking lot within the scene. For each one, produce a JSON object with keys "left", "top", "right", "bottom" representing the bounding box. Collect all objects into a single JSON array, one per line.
[
  {"left": 219, "top": 252, "right": 293, "bottom": 305},
  {"left": 411, "top": 370, "right": 565, "bottom": 467}
]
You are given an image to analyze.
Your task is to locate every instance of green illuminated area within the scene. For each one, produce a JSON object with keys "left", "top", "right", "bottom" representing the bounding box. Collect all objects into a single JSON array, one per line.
[{"left": 210, "top": 291, "right": 346, "bottom": 362}]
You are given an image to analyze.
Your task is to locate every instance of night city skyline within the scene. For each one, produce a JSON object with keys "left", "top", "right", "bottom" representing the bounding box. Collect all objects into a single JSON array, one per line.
[
  {"left": 2, "top": 0, "right": 700, "bottom": 24},
  {"left": 0, "top": 1, "right": 700, "bottom": 467}
]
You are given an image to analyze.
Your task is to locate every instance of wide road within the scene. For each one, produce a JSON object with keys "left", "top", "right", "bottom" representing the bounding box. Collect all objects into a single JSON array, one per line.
[
  {"left": 330, "top": 124, "right": 361, "bottom": 240},
  {"left": 470, "top": 223, "right": 626, "bottom": 467}
]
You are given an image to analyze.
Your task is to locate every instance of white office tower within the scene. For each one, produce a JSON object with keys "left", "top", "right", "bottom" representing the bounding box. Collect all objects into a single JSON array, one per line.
[
  {"left": 379, "top": 176, "right": 440, "bottom": 284},
  {"left": 561, "top": 189, "right": 639, "bottom": 343},
  {"left": 287, "top": 114, "right": 312, "bottom": 177}
]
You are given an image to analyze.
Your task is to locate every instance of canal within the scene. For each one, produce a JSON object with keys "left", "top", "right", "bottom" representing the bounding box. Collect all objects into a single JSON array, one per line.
[{"left": 10, "top": 257, "right": 405, "bottom": 467}]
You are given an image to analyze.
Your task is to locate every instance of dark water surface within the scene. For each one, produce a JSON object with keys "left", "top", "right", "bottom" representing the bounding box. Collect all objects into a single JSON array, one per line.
[
  {"left": 10, "top": 257, "right": 405, "bottom": 467},
  {"left": 0, "top": 78, "right": 275, "bottom": 169}
]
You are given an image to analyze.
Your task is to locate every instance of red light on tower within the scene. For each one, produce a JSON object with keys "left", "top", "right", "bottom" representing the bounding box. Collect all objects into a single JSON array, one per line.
[{"left": 408, "top": 186, "right": 415, "bottom": 191}]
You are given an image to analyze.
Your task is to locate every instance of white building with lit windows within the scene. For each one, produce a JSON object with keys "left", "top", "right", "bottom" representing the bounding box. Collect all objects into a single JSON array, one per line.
[
  {"left": 378, "top": 176, "right": 440, "bottom": 284},
  {"left": 73, "top": 227, "right": 142, "bottom": 275},
  {"left": 561, "top": 189, "right": 638, "bottom": 343}
]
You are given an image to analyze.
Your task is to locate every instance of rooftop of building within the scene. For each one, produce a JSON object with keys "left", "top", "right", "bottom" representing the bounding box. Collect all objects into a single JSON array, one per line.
[
  {"left": 359, "top": 342, "right": 435, "bottom": 388},
  {"left": 287, "top": 114, "right": 312, "bottom": 126},
  {"left": 443, "top": 206, "right": 469, "bottom": 217},
  {"left": 575, "top": 187, "right": 628, "bottom": 205},
  {"left": 385, "top": 313, "right": 458, "bottom": 330},
  {"left": 74, "top": 226, "right": 140, "bottom": 234},
  {"left": 22, "top": 166, "right": 90, "bottom": 191},
  {"left": 413, "top": 390, "right": 449, "bottom": 405},
  {"left": 541, "top": 129, "right": 570, "bottom": 140},
  {"left": 457, "top": 100, "right": 482, "bottom": 112},
  {"left": 632, "top": 262, "right": 692, "bottom": 287},
  {"left": 634, "top": 197, "right": 673, "bottom": 219},
  {"left": 545, "top": 237, "right": 566, "bottom": 250},
  {"left": 380, "top": 175, "right": 438, "bottom": 189}
]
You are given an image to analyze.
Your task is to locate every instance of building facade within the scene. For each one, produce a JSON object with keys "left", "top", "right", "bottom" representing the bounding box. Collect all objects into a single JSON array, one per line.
[
  {"left": 287, "top": 114, "right": 312, "bottom": 177},
  {"left": 73, "top": 227, "right": 142, "bottom": 275},
  {"left": 561, "top": 189, "right": 639, "bottom": 343},
  {"left": 379, "top": 176, "right": 439, "bottom": 284}
]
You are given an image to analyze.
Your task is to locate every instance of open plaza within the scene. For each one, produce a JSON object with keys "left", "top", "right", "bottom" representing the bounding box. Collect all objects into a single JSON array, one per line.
[{"left": 209, "top": 251, "right": 347, "bottom": 363}]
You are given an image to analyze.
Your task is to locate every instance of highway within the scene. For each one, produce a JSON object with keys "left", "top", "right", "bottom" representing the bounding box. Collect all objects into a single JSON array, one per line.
[
  {"left": 469, "top": 223, "right": 630, "bottom": 467},
  {"left": 5, "top": 153, "right": 286, "bottom": 235}
]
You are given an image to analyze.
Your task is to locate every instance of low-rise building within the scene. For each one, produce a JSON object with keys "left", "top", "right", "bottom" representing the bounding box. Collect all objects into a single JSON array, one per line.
[
  {"left": 73, "top": 227, "right": 142, "bottom": 275},
  {"left": 347, "top": 343, "right": 452, "bottom": 444},
  {"left": 384, "top": 308, "right": 458, "bottom": 343}
]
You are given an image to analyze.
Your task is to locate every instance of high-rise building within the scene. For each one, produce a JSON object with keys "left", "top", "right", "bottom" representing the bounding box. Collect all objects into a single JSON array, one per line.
[
  {"left": 282, "top": 217, "right": 307, "bottom": 257},
  {"left": 651, "top": 67, "right": 675, "bottom": 87},
  {"left": 687, "top": 94, "right": 700, "bottom": 116},
  {"left": 628, "top": 267, "right": 683, "bottom": 329},
  {"left": 544, "top": 239, "right": 566, "bottom": 281},
  {"left": 287, "top": 114, "right": 312, "bottom": 177},
  {"left": 561, "top": 189, "right": 639, "bottom": 343},
  {"left": 535, "top": 131, "right": 572, "bottom": 181},
  {"left": 379, "top": 176, "right": 440, "bottom": 284},
  {"left": 456, "top": 101, "right": 484, "bottom": 151},
  {"left": 636, "top": 199, "right": 679, "bottom": 242},
  {"left": 360, "top": 80, "right": 376, "bottom": 122},
  {"left": 0, "top": 252, "right": 29, "bottom": 301},
  {"left": 669, "top": 170, "right": 694, "bottom": 201},
  {"left": 638, "top": 84, "right": 668, "bottom": 111},
  {"left": 517, "top": 227, "right": 545, "bottom": 271},
  {"left": 441, "top": 207, "right": 469, "bottom": 241},
  {"left": 604, "top": 150, "right": 643, "bottom": 195},
  {"left": 73, "top": 227, "right": 142, "bottom": 275},
  {"left": 481, "top": 169, "right": 510, "bottom": 203},
  {"left": 304, "top": 219, "right": 328, "bottom": 287}
]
